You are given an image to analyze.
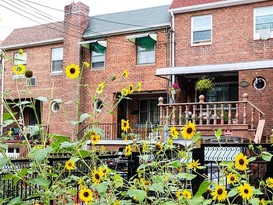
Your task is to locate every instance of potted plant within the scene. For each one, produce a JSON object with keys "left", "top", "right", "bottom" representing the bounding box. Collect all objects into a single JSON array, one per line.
[{"left": 195, "top": 76, "right": 214, "bottom": 94}]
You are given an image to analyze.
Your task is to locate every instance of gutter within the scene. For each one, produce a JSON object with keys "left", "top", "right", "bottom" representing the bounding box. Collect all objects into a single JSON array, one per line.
[
  {"left": 1, "top": 38, "right": 64, "bottom": 50},
  {"left": 169, "top": 0, "right": 268, "bottom": 14}
]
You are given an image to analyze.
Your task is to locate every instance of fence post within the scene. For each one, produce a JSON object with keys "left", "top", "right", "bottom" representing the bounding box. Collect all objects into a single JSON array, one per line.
[{"left": 191, "top": 144, "right": 205, "bottom": 195}]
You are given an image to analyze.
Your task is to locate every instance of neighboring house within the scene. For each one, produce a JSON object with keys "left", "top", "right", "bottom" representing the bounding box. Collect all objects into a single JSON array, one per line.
[
  {"left": 0, "top": 2, "right": 171, "bottom": 146},
  {"left": 156, "top": 0, "right": 273, "bottom": 140}
]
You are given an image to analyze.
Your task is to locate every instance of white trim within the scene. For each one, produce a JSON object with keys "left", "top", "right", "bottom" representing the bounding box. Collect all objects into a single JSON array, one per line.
[
  {"left": 169, "top": 0, "right": 268, "bottom": 14},
  {"left": 156, "top": 60, "right": 273, "bottom": 76},
  {"left": 126, "top": 33, "right": 157, "bottom": 43},
  {"left": 1, "top": 38, "right": 64, "bottom": 50}
]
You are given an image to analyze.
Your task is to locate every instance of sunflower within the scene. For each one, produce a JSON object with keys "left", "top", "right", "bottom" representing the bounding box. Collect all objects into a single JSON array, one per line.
[
  {"left": 182, "top": 189, "right": 192, "bottom": 199},
  {"left": 121, "top": 88, "right": 129, "bottom": 96},
  {"left": 155, "top": 142, "right": 163, "bottom": 151},
  {"left": 83, "top": 61, "right": 90, "bottom": 67},
  {"left": 167, "top": 136, "right": 173, "bottom": 145},
  {"left": 123, "top": 70, "right": 128, "bottom": 78},
  {"left": 137, "top": 82, "right": 142, "bottom": 92},
  {"left": 211, "top": 185, "right": 227, "bottom": 202},
  {"left": 266, "top": 177, "right": 273, "bottom": 188},
  {"left": 124, "top": 145, "right": 132, "bottom": 156},
  {"left": 121, "top": 119, "right": 130, "bottom": 132},
  {"left": 142, "top": 141, "right": 148, "bottom": 152},
  {"left": 170, "top": 126, "right": 179, "bottom": 139},
  {"left": 79, "top": 187, "right": 93, "bottom": 203},
  {"left": 12, "top": 64, "right": 26, "bottom": 75},
  {"left": 181, "top": 121, "right": 196, "bottom": 139},
  {"left": 90, "top": 131, "right": 100, "bottom": 145},
  {"left": 64, "top": 160, "right": 76, "bottom": 171},
  {"left": 96, "top": 82, "right": 105, "bottom": 94},
  {"left": 187, "top": 159, "right": 200, "bottom": 172},
  {"left": 176, "top": 190, "right": 183, "bottom": 199},
  {"left": 227, "top": 173, "right": 237, "bottom": 185},
  {"left": 65, "top": 64, "right": 80, "bottom": 79},
  {"left": 235, "top": 153, "right": 249, "bottom": 171},
  {"left": 91, "top": 167, "right": 102, "bottom": 184},
  {"left": 259, "top": 198, "right": 265, "bottom": 205},
  {"left": 99, "top": 165, "right": 108, "bottom": 177},
  {"left": 113, "top": 200, "right": 120, "bottom": 205},
  {"left": 238, "top": 183, "right": 253, "bottom": 200},
  {"left": 128, "top": 84, "right": 134, "bottom": 94},
  {"left": 19, "top": 49, "right": 24, "bottom": 56}
]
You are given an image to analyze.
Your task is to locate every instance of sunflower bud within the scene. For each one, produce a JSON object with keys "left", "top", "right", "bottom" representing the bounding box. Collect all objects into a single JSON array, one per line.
[{"left": 25, "top": 70, "right": 33, "bottom": 78}]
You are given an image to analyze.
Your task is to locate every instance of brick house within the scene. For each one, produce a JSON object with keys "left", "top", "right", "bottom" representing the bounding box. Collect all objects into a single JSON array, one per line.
[
  {"left": 0, "top": 2, "right": 171, "bottom": 146},
  {"left": 156, "top": 0, "right": 273, "bottom": 141}
]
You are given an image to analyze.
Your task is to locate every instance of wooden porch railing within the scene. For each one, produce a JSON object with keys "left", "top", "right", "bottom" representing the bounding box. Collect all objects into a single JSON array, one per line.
[{"left": 158, "top": 93, "right": 265, "bottom": 129}]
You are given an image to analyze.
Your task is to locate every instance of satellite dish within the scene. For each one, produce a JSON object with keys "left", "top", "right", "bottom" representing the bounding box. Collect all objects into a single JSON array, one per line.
[{"left": 259, "top": 29, "right": 270, "bottom": 40}]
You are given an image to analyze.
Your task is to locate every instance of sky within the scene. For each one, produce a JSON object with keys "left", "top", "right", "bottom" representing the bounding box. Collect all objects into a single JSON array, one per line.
[{"left": 0, "top": 0, "right": 172, "bottom": 40}]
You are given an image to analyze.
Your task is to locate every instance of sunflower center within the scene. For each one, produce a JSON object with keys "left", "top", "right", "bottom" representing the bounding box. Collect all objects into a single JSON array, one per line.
[
  {"left": 244, "top": 189, "right": 249, "bottom": 194},
  {"left": 239, "top": 159, "right": 245, "bottom": 165},
  {"left": 70, "top": 68, "right": 76, "bottom": 74},
  {"left": 95, "top": 173, "right": 100, "bottom": 180},
  {"left": 217, "top": 188, "right": 223, "bottom": 195},
  {"left": 230, "top": 176, "right": 235, "bottom": 181},
  {"left": 187, "top": 127, "right": 193, "bottom": 134},
  {"left": 84, "top": 191, "right": 89, "bottom": 197},
  {"left": 68, "top": 162, "right": 72, "bottom": 167}
]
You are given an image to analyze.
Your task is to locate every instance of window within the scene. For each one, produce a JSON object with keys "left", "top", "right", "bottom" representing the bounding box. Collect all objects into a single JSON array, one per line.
[
  {"left": 137, "top": 37, "right": 155, "bottom": 64},
  {"left": 253, "top": 77, "right": 266, "bottom": 90},
  {"left": 204, "top": 82, "right": 238, "bottom": 102},
  {"left": 254, "top": 6, "right": 273, "bottom": 39},
  {"left": 91, "top": 43, "right": 105, "bottom": 69},
  {"left": 51, "top": 101, "right": 61, "bottom": 112},
  {"left": 192, "top": 15, "right": 212, "bottom": 45},
  {"left": 51, "top": 47, "right": 63, "bottom": 73},
  {"left": 139, "top": 99, "right": 159, "bottom": 124},
  {"left": 14, "top": 52, "right": 27, "bottom": 65}
]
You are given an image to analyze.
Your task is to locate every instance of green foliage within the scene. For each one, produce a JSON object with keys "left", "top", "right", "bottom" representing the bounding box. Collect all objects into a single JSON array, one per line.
[{"left": 195, "top": 76, "right": 214, "bottom": 92}]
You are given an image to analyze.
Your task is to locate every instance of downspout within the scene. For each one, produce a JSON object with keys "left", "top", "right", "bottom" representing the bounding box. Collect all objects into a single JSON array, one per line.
[
  {"left": 0, "top": 49, "right": 5, "bottom": 135},
  {"left": 171, "top": 11, "right": 175, "bottom": 102}
]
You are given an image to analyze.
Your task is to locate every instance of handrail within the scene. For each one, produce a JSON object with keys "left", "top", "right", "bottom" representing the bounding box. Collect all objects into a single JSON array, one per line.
[{"left": 247, "top": 101, "right": 265, "bottom": 116}]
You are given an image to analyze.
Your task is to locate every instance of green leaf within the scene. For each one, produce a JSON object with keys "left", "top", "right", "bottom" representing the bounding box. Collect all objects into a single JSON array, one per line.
[
  {"left": 95, "top": 182, "right": 108, "bottom": 195},
  {"left": 60, "top": 142, "right": 78, "bottom": 149},
  {"left": 188, "top": 197, "right": 205, "bottom": 205},
  {"left": 252, "top": 187, "right": 264, "bottom": 195},
  {"left": 248, "top": 157, "right": 256, "bottom": 162},
  {"left": 227, "top": 188, "right": 238, "bottom": 197},
  {"left": 261, "top": 151, "right": 273, "bottom": 161},
  {"left": 127, "top": 189, "right": 147, "bottom": 204},
  {"left": 219, "top": 161, "right": 233, "bottom": 166},
  {"left": 150, "top": 183, "right": 164, "bottom": 193},
  {"left": 36, "top": 96, "right": 48, "bottom": 103},
  {"left": 193, "top": 181, "right": 210, "bottom": 198},
  {"left": 0, "top": 143, "right": 8, "bottom": 150},
  {"left": 203, "top": 199, "right": 213, "bottom": 205},
  {"left": 163, "top": 201, "right": 176, "bottom": 205},
  {"left": 7, "top": 197, "right": 24, "bottom": 205},
  {"left": 192, "top": 132, "right": 201, "bottom": 143},
  {"left": 0, "top": 158, "right": 10, "bottom": 168},
  {"left": 79, "top": 113, "right": 91, "bottom": 123},
  {"left": 50, "top": 134, "right": 70, "bottom": 143},
  {"left": 78, "top": 150, "right": 90, "bottom": 158},
  {"left": 29, "top": 147, "right": 53, "bottom": 163},
  {"left": 2, "top": 119, "right": 14, "bottom": 127},
  {"left": 177, "top": 173, "right": 196, "bottom": 180},
  {"left": 29, "top": 175, "right": 50, "bottom": 187},
  {"left": 249, "top": 198, "right": 259, "bottom": 205},
  {"left": 3, "top": 112, "right": 17, "bottom": 121},
  {"left": 13, "top": 100, "right": 30, "bottom": 107},
  {"left": 215, "top": 128, "right": 222, "bottom": 139}
]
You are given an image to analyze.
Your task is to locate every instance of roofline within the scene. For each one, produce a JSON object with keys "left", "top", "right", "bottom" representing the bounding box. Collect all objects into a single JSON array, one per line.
[
  {"left": 0, "top": 38, "right": 64, "bottom": 50},
  {"left": 169, "top": 0, "right": 268, "bottom": 14},
  {"left": 83, "top": 23, "right": 170, "bottom": 39},
  {"left": 156, "top": 60, "right": 273, "bottom": 76}
]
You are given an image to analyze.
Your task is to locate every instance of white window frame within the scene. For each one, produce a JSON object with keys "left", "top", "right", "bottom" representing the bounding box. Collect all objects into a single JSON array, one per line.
[
  {"left": 137, "top": 37, "right": 156, "bottom": 65},
  {"left": 51, "top": 47, "right": 63, "bottom": 74},
  {"left": 253, "top": 6, "right": 273, "bottom": 40},
  {"left": 191, "top": 15, "right": 212, "bottom": 46},
  {"left": 91, "top": 43, "right": 106, "bottom": 69},
  {"left": 14, "top": 52, "right": 27, "bottom": 66}
]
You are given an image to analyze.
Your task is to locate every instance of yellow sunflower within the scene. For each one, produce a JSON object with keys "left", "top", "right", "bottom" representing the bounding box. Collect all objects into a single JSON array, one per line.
[
  {"left": 211, "top": 185, "right": 227, "bottom": 202},
  {"left": 19, "top": 49, "right": 24, "bottom": 56},
  {"left": 181, "top": 121, "right": 196, "bottom": 139},
  {"left": 266, "top": 177, "right": 273, "bottom": 188},
  {"left": 64, "top": 160, "right": 76, "bottom": 171},
  {"left": 238, "top": 183, "right": 253, "bottom": 200},
  {"left": 79, "top": 187, "right": 93, "bottom": 203},
  {"left": 227, "top": 173, "right": 237, "bottom": 185},
  {"left": 121, "top": 88, "right": 129, "bottom": 96},
  {"left": 123, "top": 70, "right": 128, "bottom": 78},
  {"left": 128, "top": 84, "right": 134, "bottom": 94},
  {"left": 176, "top": 190, "right": 183, "bottom": 199},
  {"left": 259, "top": 198, "right": 265, "bottom": 205},
  {"left": 90, "top": 131, "right": 100, "bottom": 145},
  {"left": 12, "top": 64, "right": 26, "bottom": 75},
  {"left": 137, "top": 82, "right": 142, "bottom": 92},
  {"left": 99, "top": 165, "right": 108, "bottom": 177},
  {"left": 91, "top": 167, "right": 102, "bottom": 184},
  {"left": 65, "top": 64, "right": 80, "bottom": 79},
  {"left": 182, "top": 189, "right": 192, "bottom": 199},
  {"left": 121, "top": 119, "right": 130, "bottom": 132},
  {"left": 96, "top": 82, "right": 105, "bottom": 94},
  {"left": 113, "top": 200, "right": 120, "bottom": 205},
  {"left": 235, "top": 153, "right": 249, "bottom": 171},
  {"left": 124, "top": 145, "right": 132, "bottom": 156},
  {"left": 170, "top": 126, "right": 179, "bottom": 139},
  {"left": 187, "top": 159, "right": 200, "bottom": 172},
  {"left": 167, "top": 136, "right": 173, "bottom": 145},
  {"left": 83, "top": 61, "right": 90, "bottom": 67},
  {"left": 155, "top": 142, "right": 163, "bottom": 151}
]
